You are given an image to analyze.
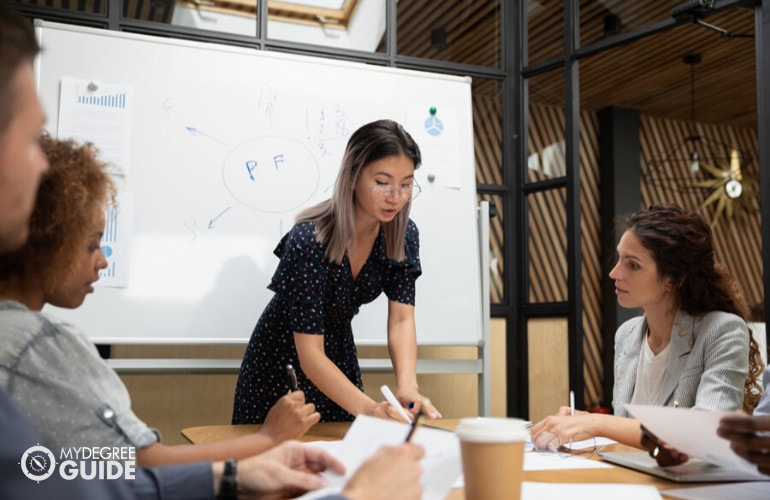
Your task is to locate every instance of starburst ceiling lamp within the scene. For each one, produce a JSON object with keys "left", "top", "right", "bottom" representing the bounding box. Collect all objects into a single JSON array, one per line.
[
  {"left": 645, "top": 53, "right": 757, "bottom": 227},
  {"left": 694, "top": 146, "right": 758, "bottom": 227}
]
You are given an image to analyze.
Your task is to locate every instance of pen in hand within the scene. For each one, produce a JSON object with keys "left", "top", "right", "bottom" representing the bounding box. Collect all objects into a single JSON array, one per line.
[
  {"left": 569, "top": 390, "right": 575, "bottom": 416},
  {"left": 286, "top": 364, "right": 298, "bottom": 393},
  {"left": 404, "top": 399, "right": 428, "bottom": 442},
  {"left": 380, "top": 384, "right": 413, "bottom": 423}
]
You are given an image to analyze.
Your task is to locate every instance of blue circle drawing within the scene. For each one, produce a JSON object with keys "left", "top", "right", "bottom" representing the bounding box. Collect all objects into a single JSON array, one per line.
[
  {"left": 102, "top": 245, "right": 113, "bottom": 258},
  {"left": 223, "top": 136, "right": 319, "bottom": 214},
  {"left": 424, "top": 115, "right": 444, "bottom": 136}
]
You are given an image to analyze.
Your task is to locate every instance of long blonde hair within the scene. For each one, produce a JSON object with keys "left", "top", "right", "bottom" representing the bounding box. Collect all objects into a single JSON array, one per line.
[{"left": 296, "top": 119, "right": 421, "bottom": 263}]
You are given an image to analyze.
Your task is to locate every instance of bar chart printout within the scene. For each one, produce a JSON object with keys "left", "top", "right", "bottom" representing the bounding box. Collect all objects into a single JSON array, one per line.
[
  {"left": 94, "top": 192, "right": 133, "bottom": 288},
  {"left": 96, "top": 193, "right": 133, "bottom": 288},
  {"left": 57, "top": 77, "right": 133, "bottom": 175}
]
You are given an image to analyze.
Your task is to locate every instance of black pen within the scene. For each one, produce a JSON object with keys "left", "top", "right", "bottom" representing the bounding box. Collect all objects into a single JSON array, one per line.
[
  {"left": 286, "top": 364, "right": 298, "bottom": 392},
  {"left": 404, "top": 399, "right": 428, "bottom": 442}
]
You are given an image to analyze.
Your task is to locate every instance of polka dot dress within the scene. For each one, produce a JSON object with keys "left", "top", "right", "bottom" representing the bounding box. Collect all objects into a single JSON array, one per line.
[{"left": 232, "top": 219, "right": 421, "bottom": 423}]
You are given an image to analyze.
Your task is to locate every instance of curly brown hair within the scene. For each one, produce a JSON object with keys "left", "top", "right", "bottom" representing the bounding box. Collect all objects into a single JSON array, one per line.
[
  {"left": 623, "top": 204, "right": 764, "bottom": 412},
  {"left": 0, "top": 133, "right": 117, "bottom": 294}
]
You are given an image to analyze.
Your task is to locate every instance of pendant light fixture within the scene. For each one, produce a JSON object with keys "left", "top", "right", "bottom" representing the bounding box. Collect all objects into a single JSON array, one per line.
[{"left": 684, "top": 53, "right": 701, "bottom": 174}]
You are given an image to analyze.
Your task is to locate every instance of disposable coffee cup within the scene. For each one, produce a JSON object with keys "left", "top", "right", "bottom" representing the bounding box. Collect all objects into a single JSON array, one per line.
[{"left": 455, "top": 417, "right": 529, "bottom": 500}]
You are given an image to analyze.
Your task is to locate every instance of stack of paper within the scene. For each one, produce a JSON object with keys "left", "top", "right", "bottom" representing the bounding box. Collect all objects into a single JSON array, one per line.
[
  {"left": 625, "top": 404, "right": 768, "bottom": 479},
  {"left": 299, "top": 415, "right": 461, "bottom": 500}
]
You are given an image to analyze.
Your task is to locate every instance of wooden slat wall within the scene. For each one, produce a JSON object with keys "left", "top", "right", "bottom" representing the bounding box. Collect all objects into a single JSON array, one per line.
[
  {"left": 396, "top": 0, "right": 500, "bottom": 68},
  {"left": 473, "top": 88, "right": 505, "bottom": 303},
  {"left": 527, "top": 103, "right": 568, "bottom": 303},
  {"left": 641, "top": 116, "right": 763, "bottom": 311},
  {"left": 526, "top": 103, "right": 604, "bottom": 406},
  {"left": 579, "top": 112, "right": 603, "bottom": 408}
]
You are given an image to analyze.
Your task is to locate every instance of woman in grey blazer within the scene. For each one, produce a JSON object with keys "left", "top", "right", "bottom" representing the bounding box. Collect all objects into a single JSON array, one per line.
[{"left": 530, "top": 204, "right": 764, "bottom": 450}]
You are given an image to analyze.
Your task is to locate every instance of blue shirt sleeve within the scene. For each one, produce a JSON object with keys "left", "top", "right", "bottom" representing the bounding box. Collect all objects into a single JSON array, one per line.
[{"left": 134, "top": 463, "right": 214, "bottom": 500}]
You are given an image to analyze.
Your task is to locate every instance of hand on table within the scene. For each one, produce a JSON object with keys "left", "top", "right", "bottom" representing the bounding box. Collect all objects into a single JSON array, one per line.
[{"left": 529, "top": 406, "right": 593, "bottom": 450}]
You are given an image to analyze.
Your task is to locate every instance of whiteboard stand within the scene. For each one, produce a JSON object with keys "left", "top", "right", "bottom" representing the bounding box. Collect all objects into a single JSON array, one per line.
[{"left": 478, "top": 200, "right": 492, "bottom": 416}]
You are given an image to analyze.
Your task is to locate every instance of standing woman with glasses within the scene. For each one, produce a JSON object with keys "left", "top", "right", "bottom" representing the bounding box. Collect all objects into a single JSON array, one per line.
[
  {"left": 233, "top": 119, "right": 441, "bottom": 424},
  {"left": 530, "top": 204, "right": 763, "bottom": 450}
]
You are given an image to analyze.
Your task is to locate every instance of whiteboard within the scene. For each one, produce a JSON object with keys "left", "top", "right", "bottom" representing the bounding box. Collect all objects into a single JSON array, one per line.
[{"left": 34, "top": 21, "right": 482, "bottom": 346}]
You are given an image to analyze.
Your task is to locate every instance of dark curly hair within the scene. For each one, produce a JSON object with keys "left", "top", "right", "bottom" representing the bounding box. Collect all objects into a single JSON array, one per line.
[
  {"left": 0, "top": 133, "right": 117, "bottom": 295},
  {"left": 623, "top": 204, "right": 764, "bottom": 412}
]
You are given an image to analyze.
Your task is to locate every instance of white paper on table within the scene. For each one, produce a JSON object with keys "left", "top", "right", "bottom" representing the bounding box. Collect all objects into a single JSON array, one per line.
[
  {"left": 299, "top": 415, "right": 461, "bottom": 500},
  {"left": 662, "top": 481, "right": 770, "bottom": 500},
  {"left": 522, "top": 481, "right": 662, "bottom": 500},
  {"left": 524, "top": 451, "right": 614, "bottom": 471},
  {"left": 570, "top": 436, "right": 617, "bottom": 450},
  {"left": 625, "top": 404, "right": 763, "bottom": 477}
]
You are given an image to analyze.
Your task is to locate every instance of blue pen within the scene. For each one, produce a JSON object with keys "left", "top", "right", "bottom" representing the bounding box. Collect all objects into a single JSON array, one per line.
[{"left": 404, "top": 402, "right": 427, "bottom": 442}]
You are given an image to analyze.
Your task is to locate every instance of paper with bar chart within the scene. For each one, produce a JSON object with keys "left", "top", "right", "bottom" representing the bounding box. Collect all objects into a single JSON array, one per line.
[
  {"left": 57, "top": 77, "right": 133, "bottom": 174},
  {"left": 96, "top": 192, "right": 133, "bottom": 288}
]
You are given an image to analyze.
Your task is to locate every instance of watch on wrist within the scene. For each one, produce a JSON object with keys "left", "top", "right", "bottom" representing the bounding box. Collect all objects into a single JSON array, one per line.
[{"left": 218, "top": 459, "right": 238, "bottom": 500}]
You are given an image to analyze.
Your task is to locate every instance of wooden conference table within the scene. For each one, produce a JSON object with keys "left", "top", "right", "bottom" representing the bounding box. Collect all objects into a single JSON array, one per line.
[{"left": 181, "top": 419, "right": 720, "bottom": 499}]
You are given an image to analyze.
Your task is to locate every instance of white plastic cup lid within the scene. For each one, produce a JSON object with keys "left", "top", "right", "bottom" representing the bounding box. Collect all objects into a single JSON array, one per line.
[{"left": 455, "top": 417, "right": 530, "bottom": 443}]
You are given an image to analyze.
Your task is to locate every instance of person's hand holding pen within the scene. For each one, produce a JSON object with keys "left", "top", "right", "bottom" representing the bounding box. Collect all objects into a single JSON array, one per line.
[
  {"left": 395, "top": 386, "right": 443, "bottom": 420},
  {"left": 340, "top": 443, "right": 425, "bottom": 500},
  {"left": 340, "top": 399, "right": 426, "bottom": 499},
  {"left": 380, "top": 385, "right": 442, "bottom": 422},
  {"left": 260, "top": 390, "right": 320, "bottom": 443},
  {"left": 529, "top": 392, "right": 594, "bottom": 447},
  {"left": 256, "top": 364, "right": 321, "bottom": 444}
]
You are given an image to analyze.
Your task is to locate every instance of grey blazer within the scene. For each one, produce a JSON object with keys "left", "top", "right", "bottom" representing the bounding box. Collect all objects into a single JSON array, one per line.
[
  {"left": 612, "top": 309, "right": 750, "bottom": 417},
  {"left": 755, "top": 366, "right": 770, "bottom": 416}
]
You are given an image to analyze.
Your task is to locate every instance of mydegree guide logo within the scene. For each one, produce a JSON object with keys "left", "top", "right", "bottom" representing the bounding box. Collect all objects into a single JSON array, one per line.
[{"left": 19, "top": 444, "right": 136, "bottom": 483}]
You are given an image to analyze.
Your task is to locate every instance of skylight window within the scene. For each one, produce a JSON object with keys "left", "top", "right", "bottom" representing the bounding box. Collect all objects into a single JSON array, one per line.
[{"left": 278, "top": 0, "right": 346, "bottom": 8}]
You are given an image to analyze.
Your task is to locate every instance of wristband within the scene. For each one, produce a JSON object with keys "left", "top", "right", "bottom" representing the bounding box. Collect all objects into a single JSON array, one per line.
[{"left": 218, "top": 459, "right": 237, "bottom": 500}]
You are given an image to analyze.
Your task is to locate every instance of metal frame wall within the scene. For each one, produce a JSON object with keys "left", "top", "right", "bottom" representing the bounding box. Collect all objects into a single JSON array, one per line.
[{"left": 515, "top": 0, "right": 765, "bottom": 417}]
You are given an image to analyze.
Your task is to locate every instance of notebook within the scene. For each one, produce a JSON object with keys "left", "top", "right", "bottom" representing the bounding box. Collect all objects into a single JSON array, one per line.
[{"left": 599, "top": 450, "right": 770, "bottom": 483}]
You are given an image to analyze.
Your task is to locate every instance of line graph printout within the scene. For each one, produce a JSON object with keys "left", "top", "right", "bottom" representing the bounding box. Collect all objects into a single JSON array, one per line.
[{"left": 57, "top": 77, "right": 133, "bottom": 174}]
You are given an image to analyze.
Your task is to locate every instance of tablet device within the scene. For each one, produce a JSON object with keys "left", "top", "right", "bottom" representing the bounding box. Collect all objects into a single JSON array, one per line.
[{"left": 599, "top": 451, "right": 770, "bottom": 483}]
